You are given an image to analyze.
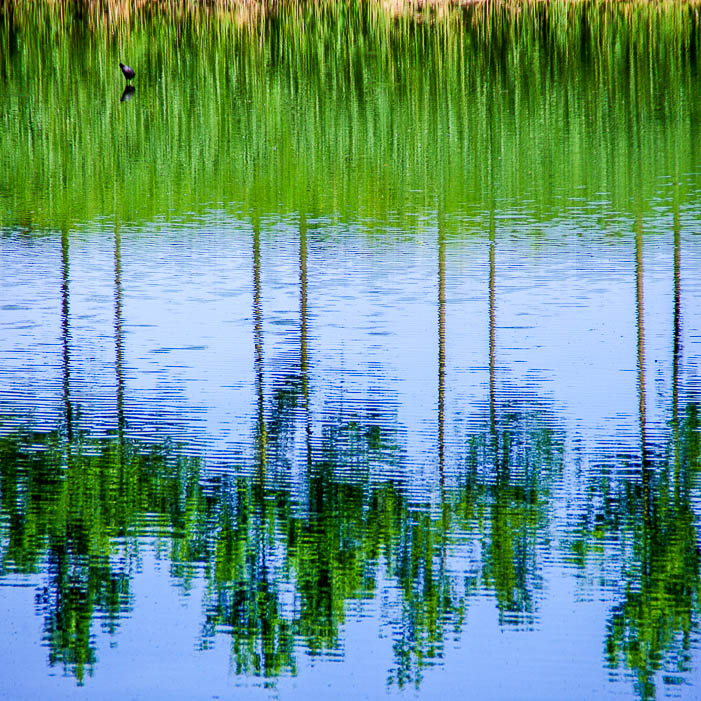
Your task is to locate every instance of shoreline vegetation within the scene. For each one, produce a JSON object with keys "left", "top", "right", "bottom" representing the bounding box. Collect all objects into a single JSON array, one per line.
[
  {"left": 4, "top": 0, "right": 701, "bottom": 30},
  {"left": 2, "top": 0, "right": 701, "bottom": 228}
]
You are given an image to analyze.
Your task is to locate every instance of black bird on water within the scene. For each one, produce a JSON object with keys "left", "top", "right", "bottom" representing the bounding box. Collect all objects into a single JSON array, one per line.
[{"left": 119, "top": 62, "right": 136, "bottom": 83}]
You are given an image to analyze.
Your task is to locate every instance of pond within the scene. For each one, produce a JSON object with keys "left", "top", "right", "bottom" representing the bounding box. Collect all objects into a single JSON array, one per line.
[{"left": 1, "top": 4, "right": 701, "bottom": 699}]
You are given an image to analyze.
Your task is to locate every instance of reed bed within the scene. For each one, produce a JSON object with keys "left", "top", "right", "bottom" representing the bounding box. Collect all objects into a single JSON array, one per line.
[
  {"left": 1, "top": 1, "right": 700, "bottom": 230},
  {"left": 5, "top": 0, "right": 701, "bottom": 33}
]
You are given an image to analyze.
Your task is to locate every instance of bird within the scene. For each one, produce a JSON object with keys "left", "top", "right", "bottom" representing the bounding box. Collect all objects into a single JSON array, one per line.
[{"left": 119, "top": 62, "right": 136, "bottom": 83}]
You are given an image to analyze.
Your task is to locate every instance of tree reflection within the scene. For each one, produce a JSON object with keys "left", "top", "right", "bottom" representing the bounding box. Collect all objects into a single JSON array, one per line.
[
  {"left": 1, "top": 216, "right": 700, "bottom": 698},
  {"left": 196, "top": 215, "right": 296, "bottom": 677},
  {"left": 198, "top": 473, "right": 295, "bottom": 677},
  {"left": 604, "top": 403, "right": 701, "bottom": 700},
  {"left": 476, "top": 211, "right": 562, "bottom": 624},
  {"left": 565, "top": 214, "right": 701, "bottom": 700},
  {"left": 602, "top": 212, "right": 701, "bottom": 700},
  {"left": 0, "top": 431, "right": 202, "bottom": 682},
  {"left": 0, "top": 222, "right": 198, "bottom": 678},
  {"left": 1, "top": 401, "right": 697, "bottom": 694}
]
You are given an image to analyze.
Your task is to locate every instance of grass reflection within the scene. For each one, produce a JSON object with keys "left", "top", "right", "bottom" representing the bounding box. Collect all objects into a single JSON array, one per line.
[{"left": 2, "top": 2, "right": 701, "bottom": 228}]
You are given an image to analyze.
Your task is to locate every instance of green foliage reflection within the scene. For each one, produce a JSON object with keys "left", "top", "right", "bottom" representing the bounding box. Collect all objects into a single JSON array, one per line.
[
  {"left": 0, "top": 429, "right": 202, "bottom": 682},
  {"left": 1, "top": 392, "right": 699, "bottom": 696},
  {"left": 563, "top": 403, "right": 701, "bottom": 699}
]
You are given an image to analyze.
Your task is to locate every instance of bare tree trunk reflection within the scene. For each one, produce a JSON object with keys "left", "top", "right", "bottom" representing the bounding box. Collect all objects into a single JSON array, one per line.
[
  {"left": 60, "top": 227, "right": 73, "bottom": 442},
  {"left": 488, "top": 210, "right": 497, "bottom": 468},
  {"left": 251, "top": 213, "right": 270, "bottom": 620},
  {"left": 252, "top": 215, "right": 267, "bottom": 487},
  {"left": 672, "top": 203, "right": 681, "bottom": 497},
  {"left": 635, "top": 215, "right": 650, "bottom": 524},
  {"left": 299, "top": 214, "right": 312, "bottom": 473},
  {"left": 438, "top": 222, "right": 446, "bottom": 490},
  {"left": 114, "top": 221, "right": 125, "bottom": 446},
  {"left": 437, "top": 220, "right": 448, "bottom": 583}
]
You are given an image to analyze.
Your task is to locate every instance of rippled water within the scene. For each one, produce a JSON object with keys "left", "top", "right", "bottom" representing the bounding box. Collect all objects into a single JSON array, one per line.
[{"left": 2, "top": 5, "right": 701, "bottom": 700}]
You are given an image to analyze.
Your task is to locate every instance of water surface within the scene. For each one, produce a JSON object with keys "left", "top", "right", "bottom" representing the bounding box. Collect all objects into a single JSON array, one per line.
[{"left": 1, "top": 5, "right": 701, "bottom": 700}]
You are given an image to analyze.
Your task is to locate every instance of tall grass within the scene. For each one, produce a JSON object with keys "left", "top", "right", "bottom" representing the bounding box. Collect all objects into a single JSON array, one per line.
[{"left": 1, "top": 1, "right": 700, "bottom": 230}]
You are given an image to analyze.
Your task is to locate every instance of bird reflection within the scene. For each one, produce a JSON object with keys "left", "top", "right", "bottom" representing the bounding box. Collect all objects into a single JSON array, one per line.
[{"left": 120, "top": 85, "right": 136, "bottom": 103}]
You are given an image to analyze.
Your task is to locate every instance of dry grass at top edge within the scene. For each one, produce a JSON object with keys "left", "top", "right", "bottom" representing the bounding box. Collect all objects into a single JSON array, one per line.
[{"left": 3, "top": 0, "right": 701, "bottom": 30}]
